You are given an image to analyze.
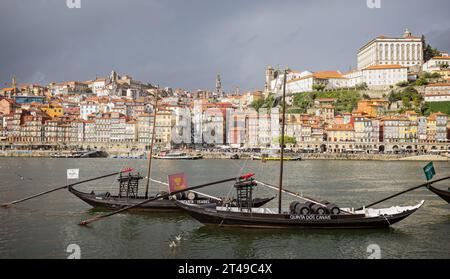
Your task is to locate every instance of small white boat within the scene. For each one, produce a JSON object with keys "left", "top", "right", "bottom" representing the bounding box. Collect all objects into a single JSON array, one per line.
[{"left": 153, "top": 151, "right": 203, "bottom": 160}]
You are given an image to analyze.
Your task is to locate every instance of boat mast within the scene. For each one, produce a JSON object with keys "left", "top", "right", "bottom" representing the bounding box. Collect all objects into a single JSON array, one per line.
[
  {"left": 278, "top": 69, "right": 287, "bottom": 214},
  {"left": 144, "top": 89, "right": 159, "bottom": 199}
]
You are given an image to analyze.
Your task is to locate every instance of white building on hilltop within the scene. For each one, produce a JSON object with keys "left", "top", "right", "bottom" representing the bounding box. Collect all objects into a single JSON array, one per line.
[
  {"left": 265, "top": 67, "right": 312, "bottom": 95},
  {"left": 285, "top": 71, "right": 346, "bottom": 93},
  {"left": 361, "top": 64, "right": 408, "bottom": 89},
  {"left": 423, "top": 55, "right": 450, "bottom": 73},
  {"left": 357, "top": 29, "right": 423, "bottom": 70}
]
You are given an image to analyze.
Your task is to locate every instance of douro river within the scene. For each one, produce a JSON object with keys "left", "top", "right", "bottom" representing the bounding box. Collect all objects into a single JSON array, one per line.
[{"left": 0, "top": 158, "right": 449, "bottom": 259}]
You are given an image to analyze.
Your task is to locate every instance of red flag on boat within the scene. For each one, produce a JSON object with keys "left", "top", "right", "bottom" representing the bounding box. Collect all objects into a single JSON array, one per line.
[
  {"left": 168, "top": 173, "right": 189, "bottom": 193},
  {"left": 121, "top": 167, "right": 134, "bottom": 173}
]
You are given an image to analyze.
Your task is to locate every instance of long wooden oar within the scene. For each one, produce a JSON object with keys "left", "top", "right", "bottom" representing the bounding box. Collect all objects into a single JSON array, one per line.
[
  {"left": 356, "top": 175, "right": 450, "bottom": 211},
  {"left": 1, "top": 168, "right": 134, "bottom": 208},
  {"left": 79, "top": 173, "right": 254, "bottom": 226}
]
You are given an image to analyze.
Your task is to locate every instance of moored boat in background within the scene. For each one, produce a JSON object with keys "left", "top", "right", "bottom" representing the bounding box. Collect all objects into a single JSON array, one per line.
[
  {"left": 427, "top": 184, "right": 450, "bottom": 203},
  {"left": 154, "top": 150, "right": 203, "bottom": 160}
]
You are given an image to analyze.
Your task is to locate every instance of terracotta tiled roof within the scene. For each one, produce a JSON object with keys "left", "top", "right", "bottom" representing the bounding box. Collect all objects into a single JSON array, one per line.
[
  {"left": 364, "top": 64, "right": 405, "bottom": 70},
  {"left": 426, "top": 83, "right": 450, "bottom": 87},
  {"left": 431, "top": 56, "right": 450, "bottom": 60},
  {"left": 313, "top": 71, "right": 344, "bottom": 79}
]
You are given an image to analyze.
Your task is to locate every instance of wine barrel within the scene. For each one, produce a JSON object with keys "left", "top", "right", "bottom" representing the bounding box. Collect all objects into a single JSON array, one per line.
[
  {"left": 290, "top": 201, "right": 301, "bottom": 213},
  {"left": 305, "top": 201, "right": 314, "bottom": 209},
  {"left": 311, "top": 204, "right": 327, "bottom": 215},
  {"left": 187, "top": 191, "right": 197, "bottom": 201},
  {"left": 170, "top": 192, "right": 184, "bottom": 200},
  {"left": 294, "top": 203, "right": 310, "bottom": 215},
  {"left": 326, "top": 203, "right": 341, "bottom": 215}
]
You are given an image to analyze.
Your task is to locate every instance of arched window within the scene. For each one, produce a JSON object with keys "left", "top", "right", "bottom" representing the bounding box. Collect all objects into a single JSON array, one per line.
[
  {"left": 406, "top": 44, "right": 411, "bottom": 61},
  {"left": 390, "top": 43, "right": 394, "bottom": 62},
  {"left": 384, "top": 44, "right": 389, "bottom": 61},
  {"left": 395, "top": 44, "right": 400, "bottom": 62},
  {"left": 401, "top": 44, "right": 405, "bottom": 61}
]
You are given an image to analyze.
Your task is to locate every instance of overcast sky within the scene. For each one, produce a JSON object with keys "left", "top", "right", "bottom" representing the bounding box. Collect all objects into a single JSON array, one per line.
[{"left": 1, "top": 0, "right": 450, "bottom": 92}]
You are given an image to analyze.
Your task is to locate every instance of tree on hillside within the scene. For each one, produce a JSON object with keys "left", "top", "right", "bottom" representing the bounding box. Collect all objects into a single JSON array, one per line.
[
  {"left": 413, "top": 97, "right": 422, "bottom": 108},
  {"left": 396, "top": 81, "right": 409, "bottom": 87},
  {"left": 422, "top": 35, "right": 441, "bottom": 62},
  {"left": 356, "top": 82, "right": 368, "bottom": 90},
  {"left": 431, "top": 72, "right": 441, "bottom": 79},
  {"left": 275, "top": 136, "right": 297, "bottom": 145},
  {"left": 415, "top": 77, "right": 429, "bottom": 86},
  {"left": 388, "top": 91, "right": 397, "bottom": 103},
  {"left": 312, "top": 84, "right": 326, "bottom": 92},
  {"left": 402, "top": 96, "right": 411, "bottom": 109},
  {"left": 262, "top": 94, "right": 275, "bottom": 109},
  {"left": 250, "top": 98, "right": 265, "bottom": 112}
]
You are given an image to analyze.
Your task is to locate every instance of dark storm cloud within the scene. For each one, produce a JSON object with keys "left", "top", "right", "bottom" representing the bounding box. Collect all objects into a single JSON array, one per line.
[{"left": 1, "top": 0, "right": 450, "bottom": 92}]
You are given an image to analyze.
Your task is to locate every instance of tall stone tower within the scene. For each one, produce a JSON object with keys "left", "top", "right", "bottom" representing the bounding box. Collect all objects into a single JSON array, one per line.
[
  {"left": 215, "top": 74, "right": 223, "bottom": 98},
  {"left": 264, "top": 66, "right": 275, "bottom": 98}
]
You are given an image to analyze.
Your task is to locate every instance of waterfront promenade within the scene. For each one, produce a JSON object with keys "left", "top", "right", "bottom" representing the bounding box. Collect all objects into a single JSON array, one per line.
[{"left": 1, "top": 149, "right": 448, "bottom": 161}]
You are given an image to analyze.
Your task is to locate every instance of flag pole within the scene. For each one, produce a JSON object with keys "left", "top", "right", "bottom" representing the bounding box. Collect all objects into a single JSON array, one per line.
[{"left": 144, "top": 89, "right": 159, "bottom": 199}]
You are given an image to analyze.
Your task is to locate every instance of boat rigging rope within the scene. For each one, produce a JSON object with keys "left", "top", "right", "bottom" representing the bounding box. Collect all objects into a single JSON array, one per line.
[
  {"left": 382, "top": 213, "right": 391, "bottom": 226},
  {"left": 225, "top": 155, "right": 250, "bottom": 200}
]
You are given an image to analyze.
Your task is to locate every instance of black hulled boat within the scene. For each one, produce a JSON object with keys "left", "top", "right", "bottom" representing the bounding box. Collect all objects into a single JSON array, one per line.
[
  {"left": 427, "top": 184, "right": 450, "bottom": 203},
  {"left": 175, "top": 176, "right": 424, "bottom": 229},
  {"left": 69, "top": 172, "right": 274, "bottom": 212}
]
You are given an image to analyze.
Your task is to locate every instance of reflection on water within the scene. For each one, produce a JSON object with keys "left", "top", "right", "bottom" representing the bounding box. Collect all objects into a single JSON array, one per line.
[{"left": 0, "top": 158, "right": 449, "bottom": 259}]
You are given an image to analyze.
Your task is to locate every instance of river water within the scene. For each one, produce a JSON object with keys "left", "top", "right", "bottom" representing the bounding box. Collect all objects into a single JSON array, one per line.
[{"left": 0, "top": 158, "right": 449, "bottom": 259}]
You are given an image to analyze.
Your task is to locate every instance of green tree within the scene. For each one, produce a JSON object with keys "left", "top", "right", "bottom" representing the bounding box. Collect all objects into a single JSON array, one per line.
[
  {"left": 312, "top": 84, "right": 326, "bottom": 92},
  {"left": 415, "top": 78, "right": 429, "bottom": 86},
  {"left": 250, "top": 98, "right": 265, "bottom": 112},
  {"left": 431, "top": 72, "right": 441, "bottom": 79},
  {"left": 388, "top": 91, "right": 398, "bottom": 103},
  {"left": 356, "top": 82, "right": 368, "bottom": 90},
  {"left": 402, "top": 96, "right": 411, "bottom": 109},
  {"left": 262, "top": 94, "right": 275, "bottom": 108},
  {"left": 413, "top": 97, "right": 422, "bottom": 108},
  {"left": 421, "top": 102, "right": 431, "bottom": 116},
  {"left": 422, "top": 35, "right": 441, "bottom": 62},
  {"left": 396, "top": 81, "right": 409, "bottom": 87},
  {"left": 422, "top": 72, "right": 432, "bottom": 79},
  {"left": 293, "top": 93, "right": 313, "bottom": 112},
  {"left": 276, "top": 136, "right": 297, "bottom": 145}
]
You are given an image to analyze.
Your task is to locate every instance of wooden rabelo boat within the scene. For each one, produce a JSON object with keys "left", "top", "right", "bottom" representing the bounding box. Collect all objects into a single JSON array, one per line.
[
  {"left": 68, "top": 172, "right": 274, "bottom": 212},
  {"left": 174, "top": 179, "right": 424, "bottom": 229},
  {"left": 174, "top": 69, "right": 424, "bottom": 229}
]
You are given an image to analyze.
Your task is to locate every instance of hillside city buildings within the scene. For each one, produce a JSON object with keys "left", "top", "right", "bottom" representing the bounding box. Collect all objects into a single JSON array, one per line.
[{"left": 1, "top": 29, "right": 450, "bottom": 154}]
